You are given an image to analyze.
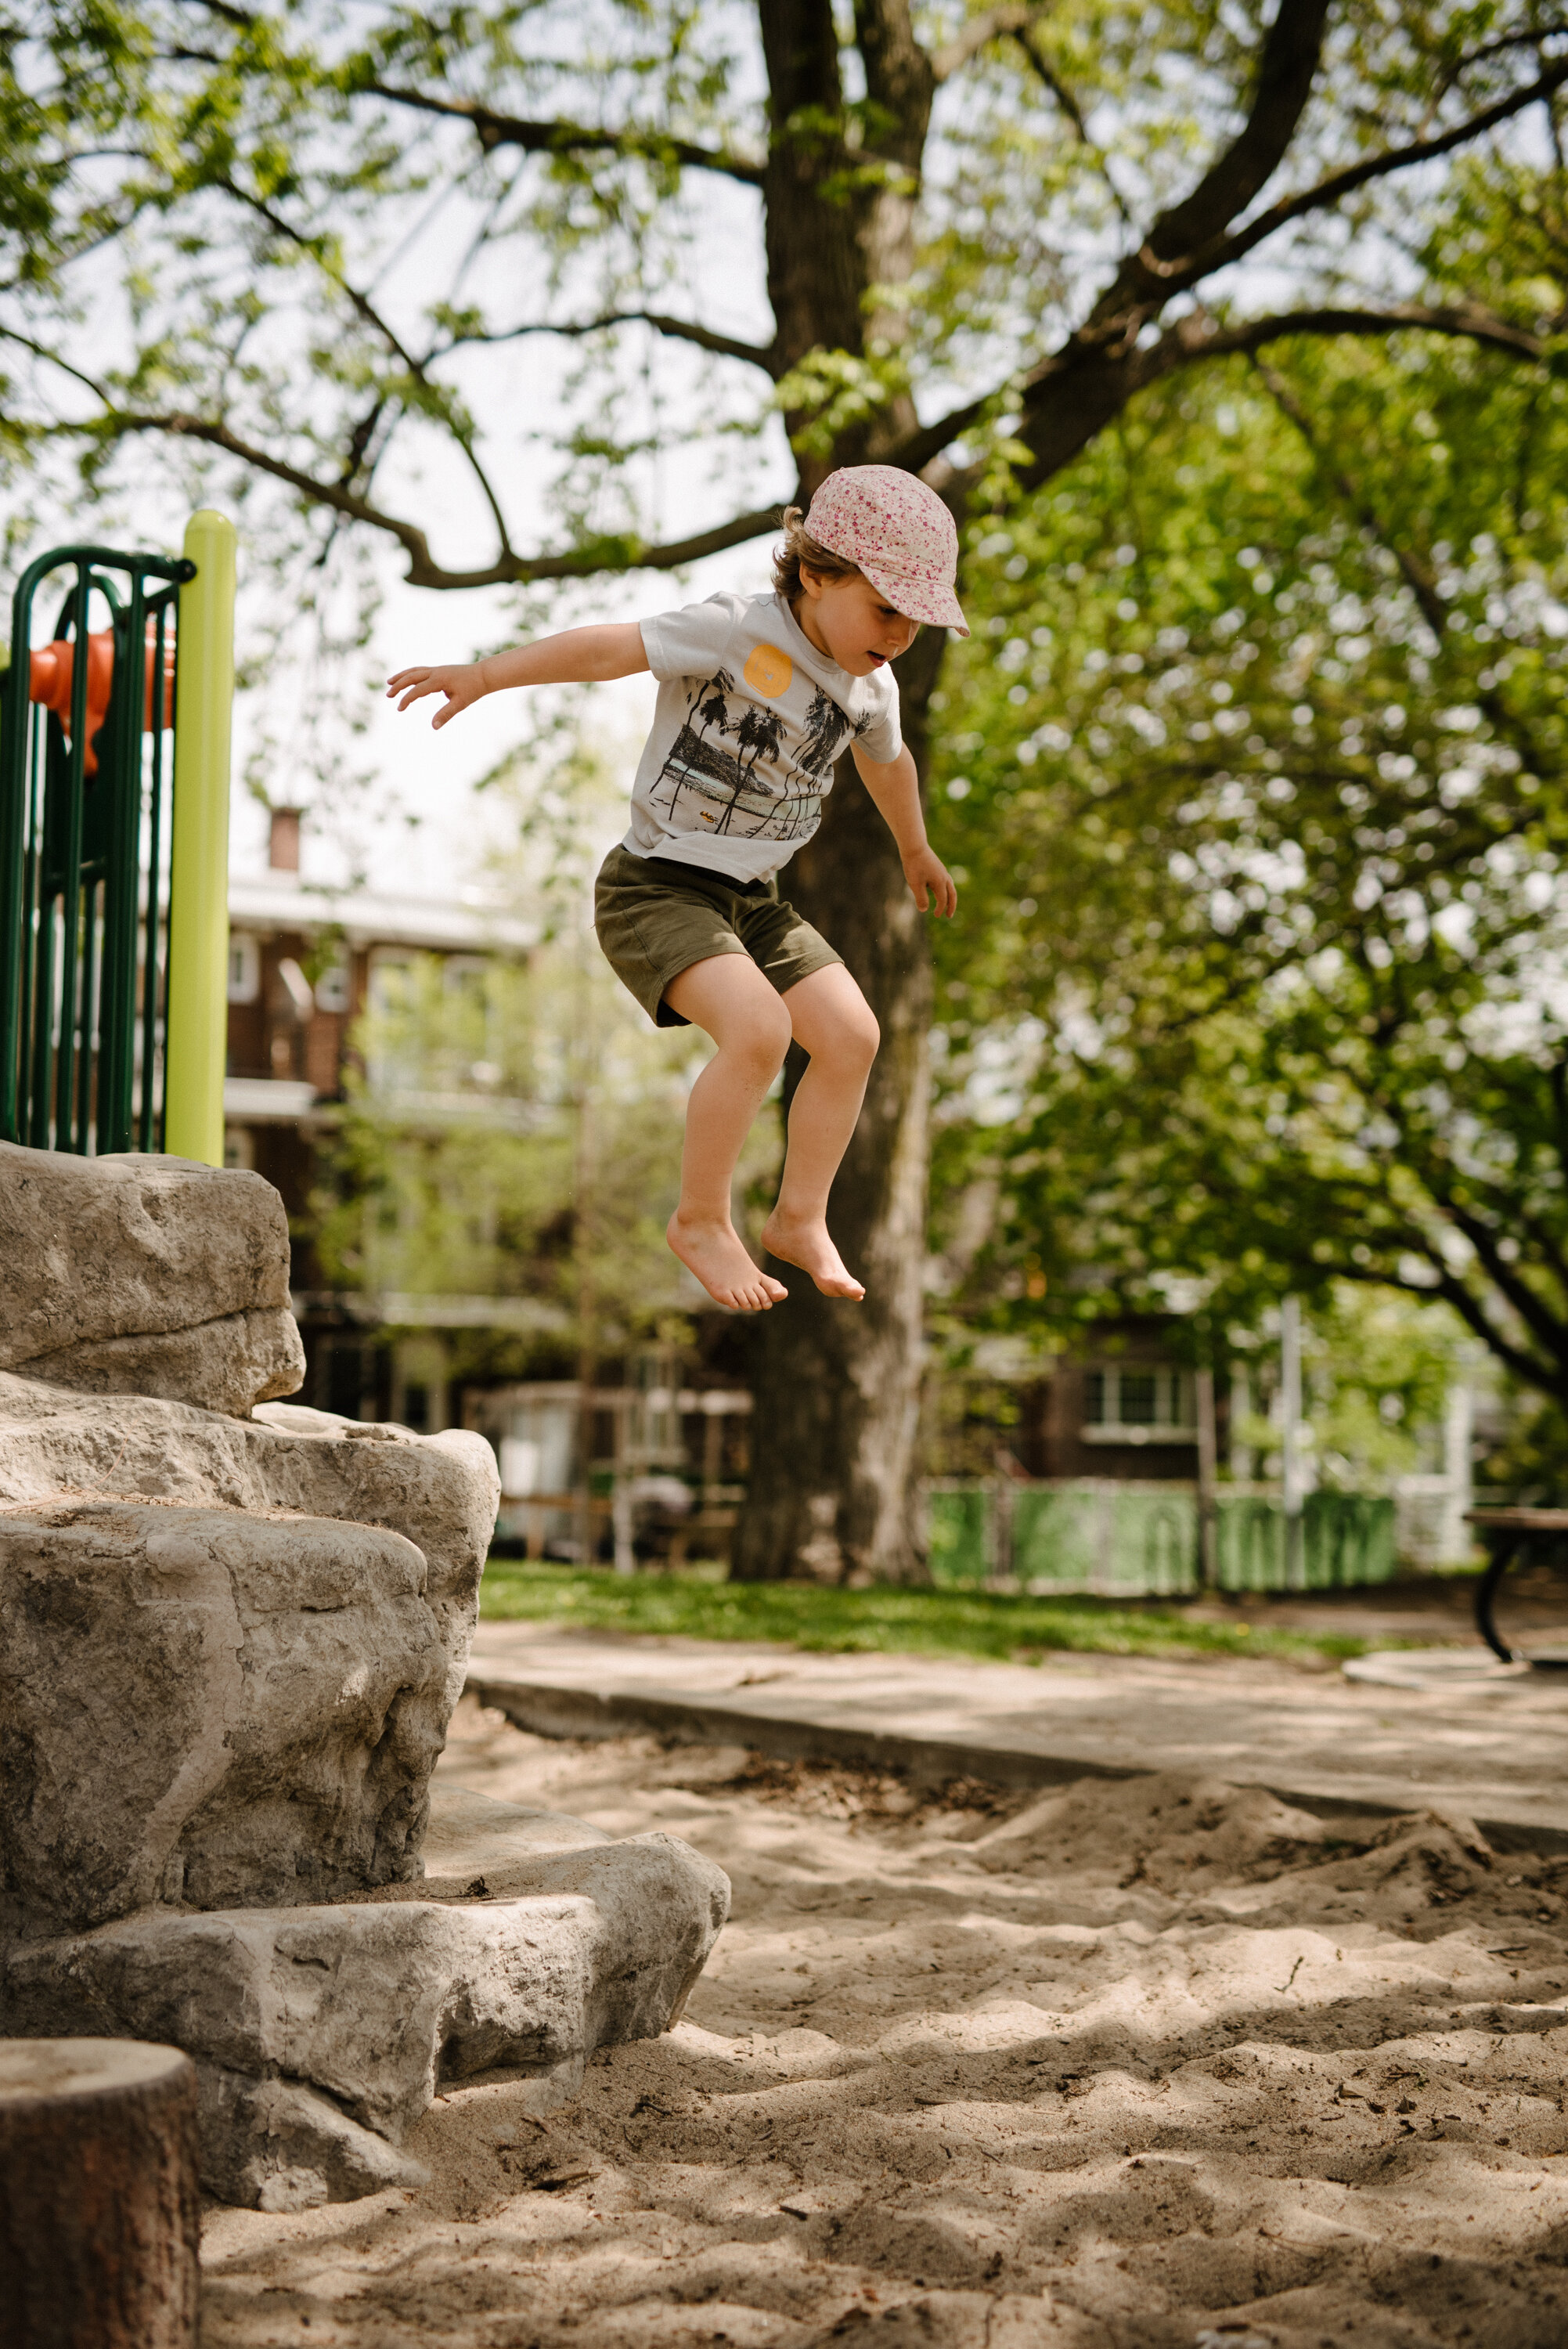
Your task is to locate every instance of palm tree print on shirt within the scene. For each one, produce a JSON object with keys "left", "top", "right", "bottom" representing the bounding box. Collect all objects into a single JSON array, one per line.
[
  {"left": 720, "top": 704, "right": 788, "bottom": 829},
  {"left": 693, "top": 670, "right": 734, "bottom": 742},
  {"left": 656, "top": 670, "right": 737, "bottom": 825},
  {"left": 798, "top": 687, "right": 849, "bottom": 779},
  {"left": 649, "top": 659, "right": 856, "bottom": 841}
]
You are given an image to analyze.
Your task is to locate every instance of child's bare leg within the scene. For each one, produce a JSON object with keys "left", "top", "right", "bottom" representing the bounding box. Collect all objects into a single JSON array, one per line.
[
  {"left": 761, "top": 965, "right": 880, "bottom": 1301},
  {"left": 663, "top": 954, "right": 792, "bottom": 1312}
]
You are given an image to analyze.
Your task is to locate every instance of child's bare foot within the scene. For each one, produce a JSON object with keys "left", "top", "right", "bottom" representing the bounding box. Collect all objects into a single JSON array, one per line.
[
  {"left": 760, "top": 1210, "right": 865, "bottom": 1300},
  {"left": 668, "top": 1212, "right": 788, "bottom": 1312}
]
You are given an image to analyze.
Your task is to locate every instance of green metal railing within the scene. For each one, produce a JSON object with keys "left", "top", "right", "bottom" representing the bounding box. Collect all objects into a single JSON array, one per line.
[{"left": 1, "top": 514, "right": 236, "bottom": 1161}]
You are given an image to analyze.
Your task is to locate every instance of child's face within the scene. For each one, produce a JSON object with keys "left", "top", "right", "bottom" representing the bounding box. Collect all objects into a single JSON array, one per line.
[{"left": 795, "top": 568, "right": 919, "bottom": 676}]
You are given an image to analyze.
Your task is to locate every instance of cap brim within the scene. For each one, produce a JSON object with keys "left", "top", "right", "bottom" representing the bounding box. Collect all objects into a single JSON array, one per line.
[{"left": 860, "top": 556, "right": 970, "bottom": 637}]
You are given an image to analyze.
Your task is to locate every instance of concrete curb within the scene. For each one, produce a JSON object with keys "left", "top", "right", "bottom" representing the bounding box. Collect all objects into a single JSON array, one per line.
[
  {"left": 470, "top": 1673, "right": 1146, "bottom": 1791},
  {"left": 466, "top": 1672, "right": 1568, "bottom": 1858}
]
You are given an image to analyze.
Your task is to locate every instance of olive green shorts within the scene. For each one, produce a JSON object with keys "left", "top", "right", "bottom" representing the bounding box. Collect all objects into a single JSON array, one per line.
[{"left": 594, "top": 844, "right": 842, "bottom": 1028}]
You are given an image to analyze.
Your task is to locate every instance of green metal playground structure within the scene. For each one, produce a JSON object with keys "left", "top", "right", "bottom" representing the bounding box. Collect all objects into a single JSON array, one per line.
[{"left": 0, "top": 512, "right": 235, "bottom": 1164}]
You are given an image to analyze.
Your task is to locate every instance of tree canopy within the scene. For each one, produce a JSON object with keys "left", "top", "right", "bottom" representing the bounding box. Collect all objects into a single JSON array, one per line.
[
  {"left": 313, "top": 939, "right": 706, "bottom": 1369},
  {"left": 925, "top": 286, "right": 1568, "bottom": 1398},
  {"left": 2, "top": 0, "right": 1559, "bottom": 588}
]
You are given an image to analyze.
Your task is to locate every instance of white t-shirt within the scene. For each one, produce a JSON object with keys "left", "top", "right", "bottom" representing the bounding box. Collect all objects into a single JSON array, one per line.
[{"left": 624, "top": 590, "right": 903, "bottom": 882}]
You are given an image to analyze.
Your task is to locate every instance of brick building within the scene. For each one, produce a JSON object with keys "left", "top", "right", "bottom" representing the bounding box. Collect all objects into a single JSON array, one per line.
[
  {"left": 933, "top": 1324, "right": 1216, "bottom": 1485},
  {"left": 223, "top": 811, "right": 752, "bottom": 1550},
  {"left": 223, "top": 809, "right": 533, "bottom": 1427}
]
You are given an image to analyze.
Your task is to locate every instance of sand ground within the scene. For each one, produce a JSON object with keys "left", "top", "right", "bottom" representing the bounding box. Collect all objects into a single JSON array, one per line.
[{"left": 201, "top": 1696, "right": 1568, "bottom": 2349}]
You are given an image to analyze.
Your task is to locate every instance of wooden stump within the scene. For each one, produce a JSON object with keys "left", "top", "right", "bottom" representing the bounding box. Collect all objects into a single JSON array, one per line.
[{"left": 0, "top": 2039, "right": 200, "bottom": 2348}]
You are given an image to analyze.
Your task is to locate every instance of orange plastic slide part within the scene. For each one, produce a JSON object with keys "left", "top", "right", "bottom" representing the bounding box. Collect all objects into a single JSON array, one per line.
[{"left": 27, "top": 625, "right": 175, "bottom": 777}]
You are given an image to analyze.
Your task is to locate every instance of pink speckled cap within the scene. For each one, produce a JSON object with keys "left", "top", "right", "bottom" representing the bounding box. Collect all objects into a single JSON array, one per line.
[{"left": 804, "top": 465, "right": 969, "bottom": 636}]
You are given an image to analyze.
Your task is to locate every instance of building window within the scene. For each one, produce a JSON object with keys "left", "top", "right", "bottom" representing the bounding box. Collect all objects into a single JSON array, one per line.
[
  {"left": 1083, "top": 1366, "right": 1195, "bottom": 1443},
  {"left": 444, "top": 955, "right": 488, "bottom": 998},
  {"left": 227, "top": 933, "right": 261, "bottom": 1004},
  {"left": 367, "top": 951, "right": 413, "bottom": 1014},
  {"left": 315, "top": 955, "right": 351, "bottom": 1014}
]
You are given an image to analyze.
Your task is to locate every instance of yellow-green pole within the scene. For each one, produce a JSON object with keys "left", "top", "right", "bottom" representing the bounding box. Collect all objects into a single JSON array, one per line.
[{"left": 164, "top": 510, "right": 236, "bottom": 1165}]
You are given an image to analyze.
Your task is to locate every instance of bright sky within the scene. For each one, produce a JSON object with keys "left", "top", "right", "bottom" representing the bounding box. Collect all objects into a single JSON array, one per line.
[{"left": 218, "top": 141, "right": 791, "bottom": 901}]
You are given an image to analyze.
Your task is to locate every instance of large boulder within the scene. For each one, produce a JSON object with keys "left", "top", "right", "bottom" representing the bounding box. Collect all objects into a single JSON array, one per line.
[
  {"left": 3, "top": 1788, "right": 731, "bottom": 2209},
  {"left": 0, "top": 1147, "right": 729, "bottom": 2215},
  {"left": 0, "top": 1501, "right": 449, "bottom": 1934},
  {"left": 0, "top": 1377, "right": 498, "bottom": 1723},
  {"left": 0, "top": 1144, "right": 304, "bottom": 1416}
]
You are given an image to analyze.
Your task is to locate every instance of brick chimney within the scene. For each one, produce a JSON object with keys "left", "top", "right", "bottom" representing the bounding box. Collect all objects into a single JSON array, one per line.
[{"left": 269, "top": 806, "right": 302, "bottom": 873}]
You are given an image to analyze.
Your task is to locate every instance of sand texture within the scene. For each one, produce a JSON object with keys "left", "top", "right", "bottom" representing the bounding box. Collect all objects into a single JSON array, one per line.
[{"left": 200, "top": 1698, "right": 1568, "bottom": 2347}]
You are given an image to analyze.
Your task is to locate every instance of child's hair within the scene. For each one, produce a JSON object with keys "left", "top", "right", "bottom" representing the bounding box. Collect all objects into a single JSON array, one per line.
[{"left": 772, "top": 506, "right": 863, "bottom": 603}]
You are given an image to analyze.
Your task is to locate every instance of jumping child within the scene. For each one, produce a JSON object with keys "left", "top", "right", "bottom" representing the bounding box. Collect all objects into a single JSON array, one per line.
[{"left": 387, "top": 464, "right": 967, "bottom": 1313}]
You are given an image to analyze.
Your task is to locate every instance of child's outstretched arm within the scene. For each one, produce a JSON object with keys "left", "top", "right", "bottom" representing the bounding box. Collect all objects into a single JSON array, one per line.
[
  {"left": 387, "top": 623, "right": 650, "bottom": 729},
  {"left": 850, "top": 741, "right": 957, "bottom": 917}
]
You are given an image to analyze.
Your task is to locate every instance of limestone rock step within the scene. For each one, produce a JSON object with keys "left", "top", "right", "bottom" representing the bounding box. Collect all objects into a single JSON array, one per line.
[
  {"left": 0, "top": 1145, "right": 303, "bottom": 1416},
  {"left": 0, "top": 1375, "right": 499, "bottom": 1731},
  {"left": 197, "top": 2069, "right": 430, "bottom": 2212},
  {"left": 2, "top": 1787, "right": 730, "bottom": 2210},
  {"left": 2, "top": 1498, "right": 456, "bottom": 1934}
]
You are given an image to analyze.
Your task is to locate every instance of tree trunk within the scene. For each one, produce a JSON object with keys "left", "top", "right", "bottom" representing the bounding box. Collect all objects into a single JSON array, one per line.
[
  {"left": 732, "top": 0, "right": 950, "bottom": 1582},
  {"left": 0, "top": 2038, "right": 202, "bottom": 2348},
  {"left": 734, "top": 628, "right": 944, "bottom": 1582}
]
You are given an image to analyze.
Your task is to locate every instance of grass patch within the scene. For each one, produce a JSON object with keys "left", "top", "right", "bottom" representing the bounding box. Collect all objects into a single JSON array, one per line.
[{"left": 478, "top": 1561, "right": 1379, "bottom": 1665}]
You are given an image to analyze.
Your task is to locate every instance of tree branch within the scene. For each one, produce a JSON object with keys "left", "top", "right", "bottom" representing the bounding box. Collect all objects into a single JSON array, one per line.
[
  {"left": 1436, "top": 1195, "right": 1568, "bottom": 1364},
  {"left": 222, "top": 180, "right": 517, "bottom": 555},
  {"left": 0, "top": 326, "right": 113, "bottom": 408},
  {"left": 223, "top": 182, "right": 424, "bottom": 370},
  {"left": 1012, "top": 26, "right": 1132, "bottom": 223},
  {"left": 337, "top": 395, "right": 387, "bottom": 490},
  {"left": 1142, "top": 0, "right": 1332, "bottom": 267},
  {"left": 1155, "top": 56, "right": 1568, "bottom": 297},
  {"left": 932, "top": 5, "right": 1050, "bottom": 83},
  {"left": 1171, "top": 301, "right": 1545, "bottom": 371},
  {"left": 59, "top": 399, "right": 783, "bottom": 589},
  {"left": 1356, "top": 1059, "right": 1568, "bottom": 1360},
  {"left": 182, "top": 0, "right": 259, "bottom": 27},
  {"left": 879, "top": 395, "right": 993, "bottom": 476},
  {"left": 7, "top": 310, "right": 789, "bottom": 586},
  {"left": 1257, "top": 1161, "right": 1564, "bottom": 1390},
  {"left": 1249, "top": 354, "right": 1449, "bottom": 637},
  {"left": 1011, "top": 295, "right": 1546, "bottom": 489},
  {"left": 1341, "top": 1258, "right": 1560, "bottom": 1393},
  {"left": 448, "top": 309, "right": 780, "bottom": 376},
  {"left": 1441, "top": 26, "right": 1568, "bottom": 82},
  {"left": 357, "top": 79, "right": 765, "bottom": 185},
  {"left": 1012, "top": 26, "right": 1087, "bottom": 135},
  {"left": 1553, "top": 1055, "right": 1568, "bottom": 1192}
]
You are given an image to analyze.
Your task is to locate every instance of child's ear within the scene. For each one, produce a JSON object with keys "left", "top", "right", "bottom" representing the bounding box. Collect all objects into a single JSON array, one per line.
[{"left": 798, "top": 565, "right": 823, "bottom": 600}]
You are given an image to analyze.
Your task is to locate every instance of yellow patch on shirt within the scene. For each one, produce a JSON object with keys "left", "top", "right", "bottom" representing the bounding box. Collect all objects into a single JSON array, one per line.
[{"left": 743, "top": 643, "right": 793, "bottom": 699}]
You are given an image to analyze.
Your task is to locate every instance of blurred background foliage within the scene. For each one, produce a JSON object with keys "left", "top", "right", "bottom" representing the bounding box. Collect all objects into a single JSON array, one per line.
[
  {"left": 311, "top": 937, "right": 701, "bottom": 1374},
  {"left": 926, "top": 276, "right": 1568, "bottom": 1412}
]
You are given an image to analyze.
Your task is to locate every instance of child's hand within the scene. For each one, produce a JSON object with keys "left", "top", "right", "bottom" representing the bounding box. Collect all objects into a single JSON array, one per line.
[
  {"left": 904, "top": 846, "right": 957, "bottom": 917},
  {"left": 385, "top": 662, "right": 488, "bottom": 728}
]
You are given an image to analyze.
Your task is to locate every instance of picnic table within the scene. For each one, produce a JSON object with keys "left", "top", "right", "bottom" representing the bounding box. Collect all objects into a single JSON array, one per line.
[{"left": 1469, "top": 1508, "right": 1568, "bottom": 1669}]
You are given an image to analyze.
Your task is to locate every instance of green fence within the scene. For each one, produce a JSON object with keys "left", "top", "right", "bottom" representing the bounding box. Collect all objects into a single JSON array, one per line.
[
  {"left": 0, "top": 515, "right": 235, "bottom": 1162},
  {"left": 926, "top": 1480, "right": 1397, "bottom": 1596},
  {"left": 1213, "top": 1489, "right": 1397, "bottom": 1593}
]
